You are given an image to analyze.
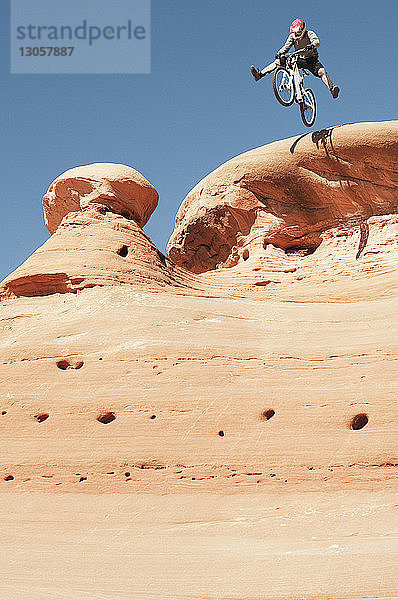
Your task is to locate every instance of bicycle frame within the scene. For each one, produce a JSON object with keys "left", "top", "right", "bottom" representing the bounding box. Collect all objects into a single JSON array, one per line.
[
  {"left": 282, "top": 56, "right": 307, "bottom": 102},
  {"left": 272, "top": 50, "right": 317, "bottom": 127},
  {"left": 292, "top": 62, "right": 305, "bottom": 102}
]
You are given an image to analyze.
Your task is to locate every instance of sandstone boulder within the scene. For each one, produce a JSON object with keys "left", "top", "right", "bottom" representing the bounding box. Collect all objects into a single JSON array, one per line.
[
  {"left": 0, "top": 163, "right": 188, "bottom": 299},
  {"left": 168, "top": 121, "right": 398, "bottom": 273},
  {"left": 43, "top": 163, "right": 159, "bottom": 234}
]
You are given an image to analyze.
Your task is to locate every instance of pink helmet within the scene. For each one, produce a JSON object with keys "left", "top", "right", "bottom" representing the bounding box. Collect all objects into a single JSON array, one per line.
[{"left": 290, "top": 18, "right": 306, "bottom": 39}]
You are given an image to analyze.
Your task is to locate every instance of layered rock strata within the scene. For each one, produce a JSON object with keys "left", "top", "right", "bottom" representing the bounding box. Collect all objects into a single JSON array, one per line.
[
  {"left": 168, "top": 121, "right": 397, "bottom": 273},
  {"left": 0, "top": 121, "right": 397, "bottom": 600}
]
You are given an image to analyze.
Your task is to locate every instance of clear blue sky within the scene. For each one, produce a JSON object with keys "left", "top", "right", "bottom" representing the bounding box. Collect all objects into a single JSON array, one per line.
[{"left": 1, "top": 0, "right": 397, "bottom": 281}]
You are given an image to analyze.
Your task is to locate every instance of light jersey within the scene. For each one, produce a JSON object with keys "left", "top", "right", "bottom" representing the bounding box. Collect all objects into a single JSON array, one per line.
[{"left": 278, "top": 30, "right": 320, "bottom": 57}]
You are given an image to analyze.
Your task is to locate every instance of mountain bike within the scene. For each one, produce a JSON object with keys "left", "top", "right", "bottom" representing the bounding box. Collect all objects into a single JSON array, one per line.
[{"left": 272, "top": 50, "right": 317, "bottom": 127}]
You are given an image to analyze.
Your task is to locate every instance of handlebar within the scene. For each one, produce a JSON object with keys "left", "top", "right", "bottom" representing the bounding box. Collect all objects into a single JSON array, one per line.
[
  {"left": 290, "top": 48, "right": 310, "bottom": 57},
  {"left": 279, "top": 49, "right": 307, "bottom": 59}
]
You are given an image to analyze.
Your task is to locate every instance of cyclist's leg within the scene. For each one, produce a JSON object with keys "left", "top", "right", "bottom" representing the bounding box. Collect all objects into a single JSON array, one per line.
[
  {"left": 251, "top": 59, "right": 279, "bottom": 81},
  {"left": 318, "top": 67, "right": 340, "bottom": 98},
  {"left": 306, "top": 58, "right": 340, "bottom": 98},
  {"left": 260, "top": 59, "right": 279, "bottom": 76},
  {"left": 318, "top": 67, "right": 333, "bottom": 89}
]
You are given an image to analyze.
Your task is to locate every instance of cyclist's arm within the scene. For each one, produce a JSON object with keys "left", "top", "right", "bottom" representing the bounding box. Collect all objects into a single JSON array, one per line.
[
  {"left": 277, "top": 34, "right": 294, "bottom": 55},
  {"left": 307, "top": 30, "right": 320, "bottom": 49}
]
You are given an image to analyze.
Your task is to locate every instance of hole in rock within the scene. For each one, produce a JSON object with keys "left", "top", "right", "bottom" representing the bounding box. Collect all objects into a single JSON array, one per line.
[
  {"left": 254, "top": 280, "right": 272, "bottom": 287},
  {"left": 117, "top": 245, "right": 129, "bottom": 258},
  {"left": 150, "top": 415, "right": 157, "bottom": 420},
  {"left": 284, "top": 245, "right": 318, "bottom": 257},
  {"left": 218, "top": 430, "right": 225, "bottom": 437},
  {"left": 56, "top": 360, "right": 84, "bottom": 370},
  {"left": 1, "top": 411, "right": 7, "bottom": 415},
  {"left": 242, "top": 249, "right": 249, "bottom": 261},
  {"left": 79, "top": 476, "right": 87, "bottom": 482},
  {"left": 57, "top": 360, "right": 70, "bottom": 370},
  {"left": 350, "top": 413, "right": 369, "bottom": 430},
  {"left": 4, "top": 475, "right": 14, "bottom": 481},
  {"left": 125, "top": 472, "right": 131, "bottom": 478},
  {"left": 262, "top": 409, "right": 275, "bottom": 421},
  {"left": 97, "top": 412, "right": 116, "bottom": 424},
  {"left": 34, "top": 413, "right": 49, "bottom": 423}
]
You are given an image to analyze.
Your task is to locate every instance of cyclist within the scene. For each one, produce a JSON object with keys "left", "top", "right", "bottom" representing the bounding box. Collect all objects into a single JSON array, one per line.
[{"left": 250, "top": 18, "right": 340, "bottom": 99}]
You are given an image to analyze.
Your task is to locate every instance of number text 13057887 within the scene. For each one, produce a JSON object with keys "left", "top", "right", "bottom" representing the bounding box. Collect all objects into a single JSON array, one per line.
[{"left": 19, "top": 47, "right": 75, "bottom": 56}]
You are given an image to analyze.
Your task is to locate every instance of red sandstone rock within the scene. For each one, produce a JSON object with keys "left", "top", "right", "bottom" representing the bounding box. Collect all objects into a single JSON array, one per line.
[
  {"left": 168, "top": 121, "right": 398, "bottom": 273},
  {"left": 0, "top": 122, "right": 397, "bottom": 599},
  {"left": 43, "top": 163, "right": 159, "bottom": 234},
  {"left": 2, "top": 122, "right": 397, "bottom": 303},
  {"left": 0, "top": 163, "right": 196, "bottom": 300}
]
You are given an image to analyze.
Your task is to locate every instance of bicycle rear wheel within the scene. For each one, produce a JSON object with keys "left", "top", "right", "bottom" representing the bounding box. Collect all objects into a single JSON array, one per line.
[
  {"left": 300, "top": 88, "right": 316, "bottom": 127},
  {"left": 272, "top": 68, "right": 294, "bottom": 106}
]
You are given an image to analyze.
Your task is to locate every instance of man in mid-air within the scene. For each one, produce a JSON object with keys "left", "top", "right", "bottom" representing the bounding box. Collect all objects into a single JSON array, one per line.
[{"left": 251, "top": 18, "right": 340, "bottom": 99}]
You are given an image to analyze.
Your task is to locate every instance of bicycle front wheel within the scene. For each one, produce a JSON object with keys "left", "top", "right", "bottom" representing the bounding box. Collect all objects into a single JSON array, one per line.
[
  {"left": 272, "top": 68, "right": 294, "bottom": 106},
  {"left": 300, "top": 88, "right": 316, "bottom": 127}
]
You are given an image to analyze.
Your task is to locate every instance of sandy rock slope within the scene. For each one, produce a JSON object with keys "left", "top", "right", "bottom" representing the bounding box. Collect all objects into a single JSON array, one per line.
[{"left": 0, "top": 121, "right": 397, "bottom": 599}]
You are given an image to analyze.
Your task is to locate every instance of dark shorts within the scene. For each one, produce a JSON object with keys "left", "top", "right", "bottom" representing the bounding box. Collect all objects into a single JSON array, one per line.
[{"left": 296, "top": 55, "right": 324, "bottom": 77}]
